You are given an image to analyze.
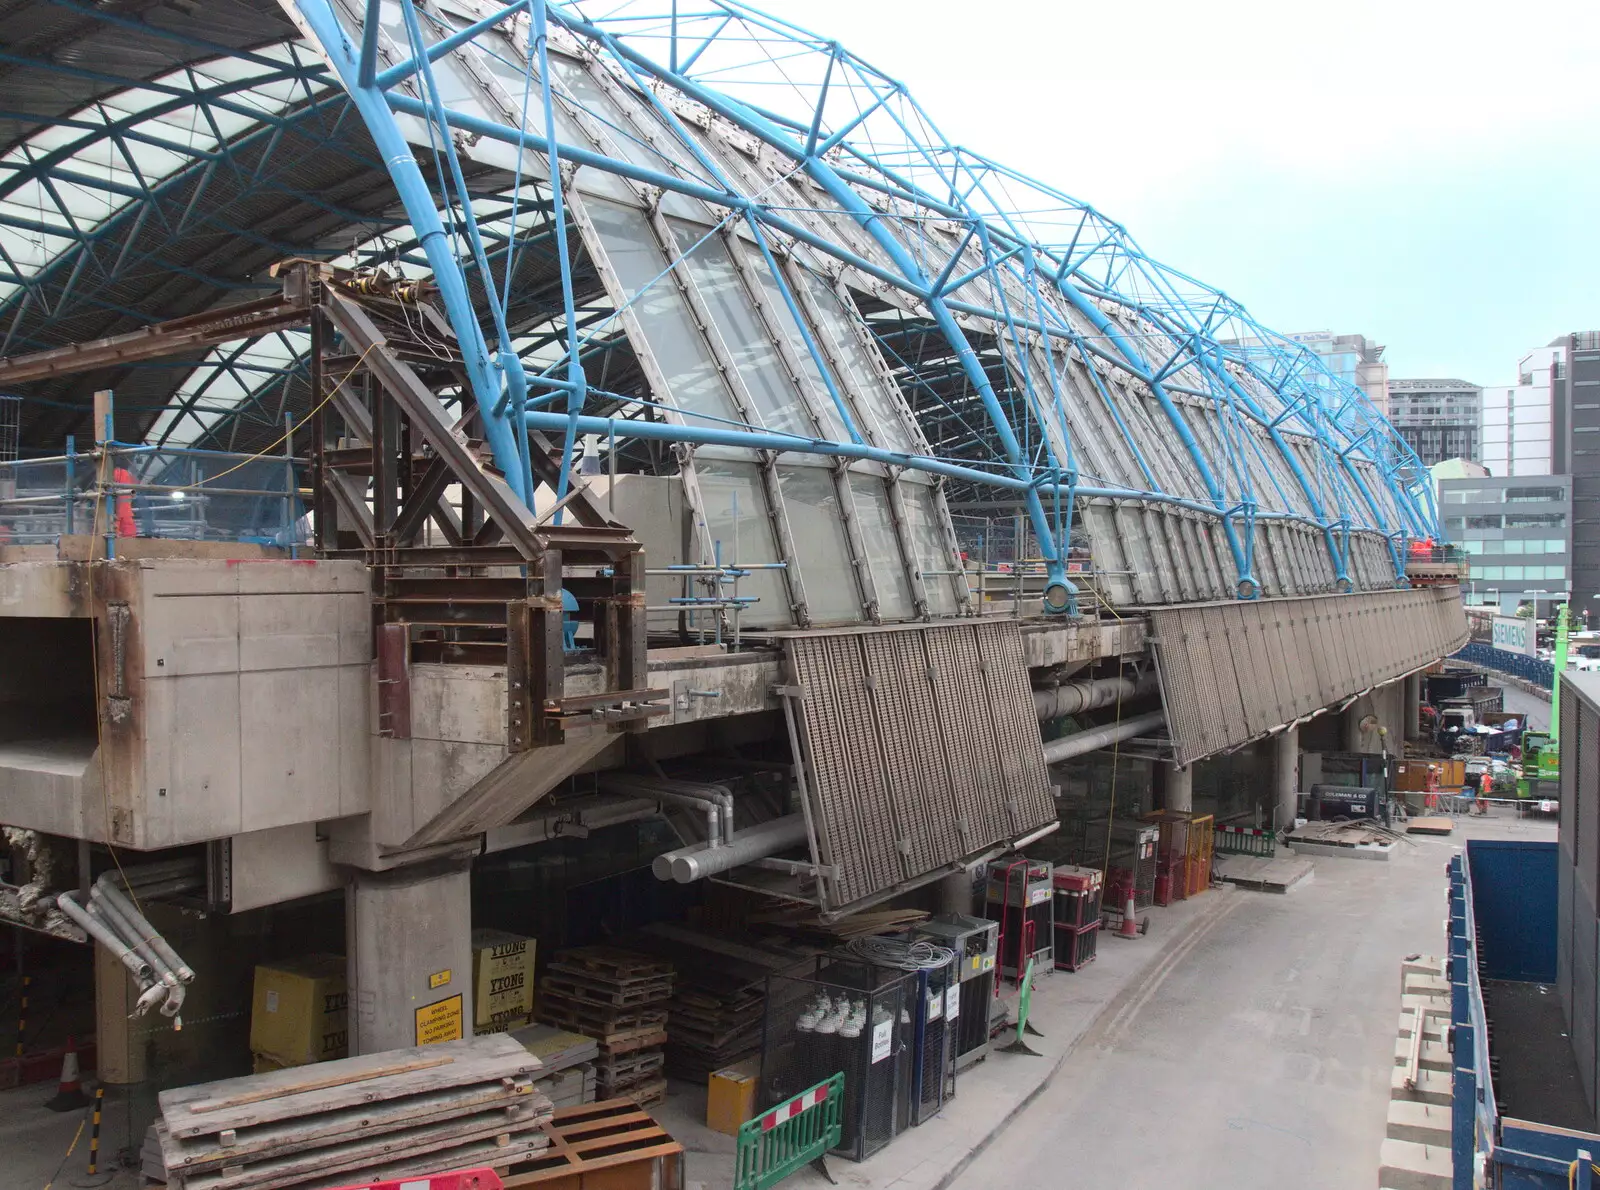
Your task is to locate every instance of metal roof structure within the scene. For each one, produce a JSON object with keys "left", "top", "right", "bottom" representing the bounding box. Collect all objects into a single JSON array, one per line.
[{"left": 0, "top": 0, "right": 1439, "bottom": 614}]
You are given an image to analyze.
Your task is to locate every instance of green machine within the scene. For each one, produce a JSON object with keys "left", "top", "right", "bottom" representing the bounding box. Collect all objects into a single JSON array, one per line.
[{"left": 1519, "top": 605, "right": 1567, "bottom": 801}]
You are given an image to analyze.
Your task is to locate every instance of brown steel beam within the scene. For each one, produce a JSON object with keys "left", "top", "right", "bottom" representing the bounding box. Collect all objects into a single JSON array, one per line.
[{"left": 0, "top": 296, "right": 308, "bottom": 386}]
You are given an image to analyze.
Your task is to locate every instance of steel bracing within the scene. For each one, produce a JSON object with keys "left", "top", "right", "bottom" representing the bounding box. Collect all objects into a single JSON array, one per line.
[{"left": 0, "top": 0, "right": 1438, "bottom": 616}]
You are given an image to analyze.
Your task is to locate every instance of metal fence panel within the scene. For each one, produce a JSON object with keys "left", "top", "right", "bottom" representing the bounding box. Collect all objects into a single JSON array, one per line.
[
  {"left": 1152, "top": 587, "right": 1470, "bottom": 766},
  {"left": 787, "top": 621, "right": 1053, "bottom": 914}
]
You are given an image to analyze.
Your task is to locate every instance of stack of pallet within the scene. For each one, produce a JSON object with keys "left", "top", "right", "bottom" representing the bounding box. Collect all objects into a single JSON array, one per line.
[
  {"left": 149, "top": 1036, "right": 551, "bottom": 1190},
  {"left": 536, "top": 947, "right": 672, "bottom": 1109},
  {"left": 631, "top": 922, "right": 818, "bottom": 1080}
]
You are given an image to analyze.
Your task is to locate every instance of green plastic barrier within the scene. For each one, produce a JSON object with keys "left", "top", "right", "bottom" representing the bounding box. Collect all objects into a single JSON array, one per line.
[
  {"left": 1214, "top": 824, "right": 1275, "bottom": 858},
  {"left": 734, "top": 1072, "right": 844, "bottom": 1190}
]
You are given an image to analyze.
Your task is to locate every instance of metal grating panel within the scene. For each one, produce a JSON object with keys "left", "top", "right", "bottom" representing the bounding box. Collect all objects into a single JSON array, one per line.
[
  {"left": 786, "top": 622, "right": 1054, "bottom": 915},
  {"left": 1151, "top": 586, "right": 1471, "bottom": 767}
]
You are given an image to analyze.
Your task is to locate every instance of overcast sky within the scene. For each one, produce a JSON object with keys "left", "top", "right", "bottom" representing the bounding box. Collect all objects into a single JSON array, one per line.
[{"left": 754, "top": 0, "right": 1600, "bottom": 386}]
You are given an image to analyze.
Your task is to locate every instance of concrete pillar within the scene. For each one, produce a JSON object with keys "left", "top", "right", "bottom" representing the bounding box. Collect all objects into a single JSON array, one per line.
[
  {"left": 938, "top": 869, "right": 975, "bottom": 917},
  {"left": 346, "top": 860, "right": 473, "bottom": 1055},
  {"left": 1272, "top": 727, "right": 1300, "bottom": 831},
  {"left": 1163, "top": 763, "right": 1193, "bottom": 813},
  {"left": 1342, "top": 699, "right": 1367, "bottom": 752},
  {"left": 1404, "top": 673, "right": 1423, "bottom": 741},
  {"left": 94, "top": 942, "right": 145, "bottom": 1084}
]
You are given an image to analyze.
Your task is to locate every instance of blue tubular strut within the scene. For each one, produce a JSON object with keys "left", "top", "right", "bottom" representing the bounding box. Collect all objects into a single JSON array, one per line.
[
  {"left": 1046, "top": 279, "right": 1257, "bottom": 597},
  {"left": 557, "top": 16, "right": 1076, "bottom": 611},
  {"left": 530, "top": 0, "right": 587, "bottom": 524},
  {"left": 276, "top": 0, "right": 1431, "bottom": 606},
  {"left": 294, "top": 0, "right": 534, "bottom": 507}
]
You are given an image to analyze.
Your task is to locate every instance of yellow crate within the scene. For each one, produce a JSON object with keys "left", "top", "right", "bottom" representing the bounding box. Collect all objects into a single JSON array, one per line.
[{"left": 249, "top": 955, "right": 348, "bottom": 1068}]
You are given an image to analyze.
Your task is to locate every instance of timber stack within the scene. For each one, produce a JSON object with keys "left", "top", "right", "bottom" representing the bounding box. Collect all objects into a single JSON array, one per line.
[
  {"left": 148, "top": 1036, "right": 551, "bottom": 1190},
  {"left": 535, "top": 946, "right": 673, "bottom": 1109}
]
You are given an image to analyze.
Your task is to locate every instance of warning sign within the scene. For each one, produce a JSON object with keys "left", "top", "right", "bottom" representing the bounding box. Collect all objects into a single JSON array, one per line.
[{"left": 414, "top": 993, "right": 464, "bottom": 1046}]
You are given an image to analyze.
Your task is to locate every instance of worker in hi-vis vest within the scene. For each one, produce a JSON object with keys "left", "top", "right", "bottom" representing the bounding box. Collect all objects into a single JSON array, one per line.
[{"left": 112, "top": 466, "right": 137, "bottom": 537}]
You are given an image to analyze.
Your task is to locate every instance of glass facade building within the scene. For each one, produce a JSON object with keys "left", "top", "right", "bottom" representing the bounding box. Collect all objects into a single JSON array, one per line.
[{"left": 1439, "top": 475, "right": 1571, "bottom": 613}]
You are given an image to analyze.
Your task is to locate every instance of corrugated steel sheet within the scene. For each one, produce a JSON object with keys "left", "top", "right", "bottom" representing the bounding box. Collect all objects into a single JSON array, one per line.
[
  {"left": 785, "top": 621, "right": 1054, "bottom": 913},
  {"left": 1151, "top": 586, "right": 1471, "bottom": 767}
]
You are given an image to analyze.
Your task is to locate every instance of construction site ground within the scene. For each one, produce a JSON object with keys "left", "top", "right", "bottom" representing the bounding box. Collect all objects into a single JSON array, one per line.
[{"left": 0, "top": 809, "right": 1553, "bottom": 1190}]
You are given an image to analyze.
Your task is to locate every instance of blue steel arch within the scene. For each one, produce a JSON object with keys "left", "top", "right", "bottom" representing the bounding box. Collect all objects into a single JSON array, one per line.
[
  {"left": 270, "top": 0, "right": 1434, "bottom": 612},
  {"left": 0, "top": 0, "right": 1437, "bottom": 610}
]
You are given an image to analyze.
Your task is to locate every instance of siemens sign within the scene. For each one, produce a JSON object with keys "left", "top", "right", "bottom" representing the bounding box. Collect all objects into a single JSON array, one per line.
[{"left": 1492, "top": 615, "right": 1536, "bottom": 656}]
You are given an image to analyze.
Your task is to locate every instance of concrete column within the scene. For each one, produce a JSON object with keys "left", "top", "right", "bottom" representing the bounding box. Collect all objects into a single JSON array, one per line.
[
  {"left": 1163, "top": 763, "right": 1193, "bottom": 813},
  {"left": 937, "top": 869, "right": 975, "bottom": 917},
  {"left": 1342, "top": 699, "right": 1367, "bottom": 752},
  {"left": 347, "top": 860, "right": 474, "bottom": 1055},
  {"left": 1272, "top": 727, "right": 1300, "bottom": 831},
  {"left": 1404, "top": 673, "right": 1423, "bottom": 741},
  {"left": 94, "top": 942, "right": 145, "bottom": 1084}
]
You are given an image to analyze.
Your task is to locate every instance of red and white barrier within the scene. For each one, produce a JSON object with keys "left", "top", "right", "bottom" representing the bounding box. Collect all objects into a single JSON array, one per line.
[{"left": 761, "top": 1081, "right": 831, "bottom": 1132}]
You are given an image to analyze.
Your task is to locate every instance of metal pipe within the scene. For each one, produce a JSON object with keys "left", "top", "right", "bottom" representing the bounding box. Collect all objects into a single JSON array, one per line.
[
  {"left": 106, "top": 858, "right": 202, "bottom": 890},
  {"left": 96, "top": 875, "right": 195, "bottom": 984},
  {"left": 1033, "top": 673, "right": 1158, "bottom": 721},
  {"left": 599, "top": 774, "right": 736, "bottom": 847},
  {"left": 52, "top": 892, "right": 151, "bottom": 984},
  {"left": 88, "top": 888, "right": 175, "bottom": 988},
  {"left": 652, "top": 815, "right": 810, "bottom": 883},
  {"left": 1042, "top": 710, "right": 1167, "bottom": 765},
  {"left": 651, "top": 792, "right": 720, "bottom": 848}
]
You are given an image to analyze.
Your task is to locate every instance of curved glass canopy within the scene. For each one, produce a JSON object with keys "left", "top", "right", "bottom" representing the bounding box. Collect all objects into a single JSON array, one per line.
[{"left": 0, "top": 0, "right": 1439, "bottom": 620}]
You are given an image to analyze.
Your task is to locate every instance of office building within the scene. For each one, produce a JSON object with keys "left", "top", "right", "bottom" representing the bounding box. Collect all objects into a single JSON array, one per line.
[
  {"left": 1438, "top": 475, "right": 1571, "bottom": 614},
  {"left": 1553, "top": 332, "right": 1600, "bottom": 625},
  {"left": 1389, "top": 379, "right": 1480, "bottom": 466},
  {"left": 1481, "top": 345, "right": 1563, "bottom": 476}
]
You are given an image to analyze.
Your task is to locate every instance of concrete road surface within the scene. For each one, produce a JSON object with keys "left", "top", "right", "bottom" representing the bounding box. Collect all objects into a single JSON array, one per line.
[
  {"left": 1499, "top": 682, "right": 1550, "bottom": 733},
  {"left": 949, "top": 812, "right": 1555, "bottom": 1190}
]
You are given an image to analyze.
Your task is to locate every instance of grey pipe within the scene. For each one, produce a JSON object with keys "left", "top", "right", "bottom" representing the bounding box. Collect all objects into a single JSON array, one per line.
[
  {"left": 88, "top": 891, "right": 175, "bottom": 988},
  {"left": 107, "top": 875, "right": 201, "bottom": 902},
  {"left": 107, "top": 858, "right": 201, "bottom": 890},
  {"left": 1042, "top": 710, "right": 1167, "bottom": 765},
  {"left": 600, "top": 774, "right": 737, "bottom": 847},
  {"left": 1034, "top": 673, "right": 1158, "bottom": 721},
  {"left": 649, "top": 791, "right": 720, "bottom": 848},
  {"left": 97, "top": 876, "right": 195, "bottom": 983},
  {"left": 652, "top": 814, "right": 809, "bottom": 883},
  {"left": 54, "top": 891, "right": 152, "bottom": 983}
]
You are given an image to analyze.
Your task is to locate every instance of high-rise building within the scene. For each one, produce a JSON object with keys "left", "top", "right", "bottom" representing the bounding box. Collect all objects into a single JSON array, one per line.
[
  {"left": 1285, "top": 331, "right": 1390, "bottom": 416},
  {"left": 1481, "top": 345, "right": 1563, "bottom": 477},
  {"left": 1552, "top": 332, "right": 1600, "bottom": 625},
  {"left": 1438, "top": 474, "right": 1571, "bottom": 614},
  {"left": 1388, "top": 378, "right": 1480, "bottom": 466}
]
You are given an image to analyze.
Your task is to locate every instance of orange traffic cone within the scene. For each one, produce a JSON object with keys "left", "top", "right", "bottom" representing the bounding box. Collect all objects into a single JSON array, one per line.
[
  {"left": 44, "top": 1035, "right": 87, "bottom": 1112},
  {"left": 1114, "top": 890, "right": 1140, "bottom": 940}
]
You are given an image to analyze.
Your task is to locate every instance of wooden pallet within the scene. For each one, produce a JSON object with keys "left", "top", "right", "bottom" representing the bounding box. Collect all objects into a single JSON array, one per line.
[
  {"left": 547, "top": 947, "right": 674, "bottom": 983},
  {"left": 539, "top": 973, "right": 671, "bottom": 1009},
  {"left": 615, "top": 1078, "right": 667, "bottom": 1110},
  {"left": 534, "top": 993, "right": 667, "bottom": 1035},
  {"left": 501, "top": 1100, "right": 681, "bottom": 1189},
  {"left": 596, "top": 1049, "right": 663, "bottom": 1083},
  {"left": 596, "top": 1026, "right": 669, "bottom": 1058}
]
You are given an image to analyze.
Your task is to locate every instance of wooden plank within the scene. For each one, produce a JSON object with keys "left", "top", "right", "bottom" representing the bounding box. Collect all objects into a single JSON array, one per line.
[
  {"left": 162, "top": 1037, "right": 539, "bottom": 1140},
  {"left": 283, "top": 1133, "right": 551, "bottom": 1190},
  {"left": 162, "top": 1080, "right": 544, "bottom": 1174},
  {"left": 179, "top": 1107, "right": 550, "bottom": 1190},
  {"left": 184, "top": 1057, "right": 453, "bottom": 1115}
]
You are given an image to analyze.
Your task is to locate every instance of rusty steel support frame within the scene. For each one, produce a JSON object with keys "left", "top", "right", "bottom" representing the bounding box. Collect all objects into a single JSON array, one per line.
[{"left": 0, "top": 260, "right": 666, "bottom": 749}]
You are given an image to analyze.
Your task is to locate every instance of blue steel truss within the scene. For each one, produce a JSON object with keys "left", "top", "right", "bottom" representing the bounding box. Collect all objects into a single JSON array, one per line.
[{"left": 0, "top": 0, "right": 1440, "bottom": 611}]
